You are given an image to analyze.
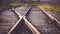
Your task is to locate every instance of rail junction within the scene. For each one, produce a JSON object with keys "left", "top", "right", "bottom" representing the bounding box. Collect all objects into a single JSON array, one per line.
[{"left": 0, "top": 6, "right": 60, "bottom": 34}]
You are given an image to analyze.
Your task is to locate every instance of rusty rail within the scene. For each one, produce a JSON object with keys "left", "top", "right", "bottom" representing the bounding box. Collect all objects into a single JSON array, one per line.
[{"left": 38, "top": 6, "right": 60, "bottom": 27}]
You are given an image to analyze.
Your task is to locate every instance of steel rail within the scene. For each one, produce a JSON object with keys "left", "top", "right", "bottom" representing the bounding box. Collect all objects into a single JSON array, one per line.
[
  {"left": 38, "top": 6, "right": 60, "bottom": 27},
  {"left": 8, "top": 6, "right": 41, "bottom": 34},
  {"left": 13, "top": 6, "right": 40, "bottom": 34},
  {"left": 23, "top": 17, "right": 41, "bottom": 34},
  {"left": 14, "top": 8, "right": 40, "bottom": 34},
  {"left": 7, "top": 6, "right": 32, "bottom": 34}
]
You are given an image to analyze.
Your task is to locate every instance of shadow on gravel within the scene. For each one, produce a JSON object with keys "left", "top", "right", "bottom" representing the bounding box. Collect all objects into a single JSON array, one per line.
[{"left": 11, "top": 19, "right": 33, "bottom": 34}]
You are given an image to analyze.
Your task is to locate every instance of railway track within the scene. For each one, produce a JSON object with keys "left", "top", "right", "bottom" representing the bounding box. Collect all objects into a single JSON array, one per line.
[{"left": 0, "top": 6, "right": 60, "bottom": 34}]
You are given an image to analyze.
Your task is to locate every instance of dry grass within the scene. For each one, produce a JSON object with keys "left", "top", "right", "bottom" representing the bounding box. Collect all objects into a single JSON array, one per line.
[
  {"left": 10, "top": 2, "right": 20, "bottom": 6},
  {"left": 40, "top": 4, "right": 60, "bottom": 13}
]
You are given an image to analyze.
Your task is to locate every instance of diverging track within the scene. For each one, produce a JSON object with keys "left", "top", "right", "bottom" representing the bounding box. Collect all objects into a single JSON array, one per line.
[
  {"left": 0, "top": 6, "right": 60, "bottom": 34},
  {"left": 8, "top": 6, "right": 60, "bottom": 34}
]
